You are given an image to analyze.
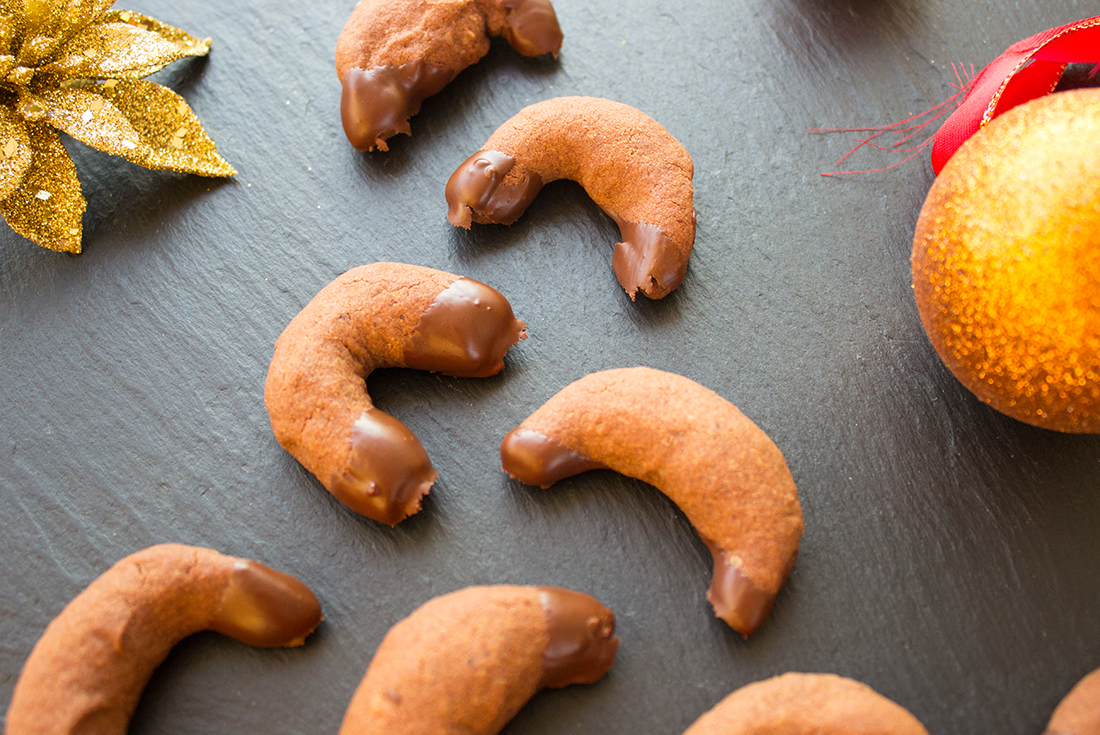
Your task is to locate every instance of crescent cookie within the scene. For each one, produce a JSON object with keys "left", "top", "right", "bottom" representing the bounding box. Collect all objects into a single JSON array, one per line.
[
  {"left": 681, "top": 673, "right": 929, "bottom": 735},
  {"left": 1045, "top": 667, "right": 1100, "bottom": 735},
  {"left": 336, "top": 0, "right": 562, "bottom": 151},
  {"left": 5, "top": 544, "right": 322, "bottom": 735},
  {"left": 340, "top": 585, "right": 619, "bottom": 734},
  {"left": 500, "top": 367, "right": 802, "bottom": 636},
  {"left": 265, "top": 262, "right": 526, "bottom": 525},
  {"left": 446, "top": 97, "right": 695, "bottom": 300}
]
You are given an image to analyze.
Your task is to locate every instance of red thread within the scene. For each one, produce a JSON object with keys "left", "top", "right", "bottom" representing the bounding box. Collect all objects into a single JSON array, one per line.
[
  {"left": 812, "top": 64, "right": 975, "bottom": 176},
  {"left": 816, "top": 16, "right": 1100, "bottom": 176}
]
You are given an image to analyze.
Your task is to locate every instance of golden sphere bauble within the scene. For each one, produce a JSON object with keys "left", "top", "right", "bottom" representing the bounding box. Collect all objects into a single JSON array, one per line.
[{"left": 912, "top": 89, "right": 1100, "bottom": 433}]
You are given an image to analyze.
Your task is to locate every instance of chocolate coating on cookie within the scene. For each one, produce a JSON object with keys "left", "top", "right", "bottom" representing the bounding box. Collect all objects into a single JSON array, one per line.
[
  {"left": 912, "top": 89, "right": 1100, "bottom": 433},
  {"left": 701, "top": 538, "right": 776, "bottom": 638},
  {"left": 1045, "top": 667, "right": 1100, "bottom": 735},
  {"left": 681, "top": 673, "right": 929, "bottom": 735},
  {"left": 334, "top": 408, "right": 437, "bottom": 525},
  {"left": 264, "top": 262, "right": 526, "bottom": 525},
  {"left": 501, "top": 428, "right": 610, "bottom": 486},
  {"left": 339, "top": 585, "right": 618, "bottom": 735},
  {"left": 335, "top": 0, "right": 562, "bottom": 151},
  {"left": 537, "top": 587, "right": 618, "bottom": 688},
  {"left": 404, "top": 275, "right": 528, "bottom": 377},
  {"left": 340, "top": 62, "right": 452, "bottom": 152},
  {"left": 501, "top": 367, "right": 802, "bottom": 636},
  {"left": 446, "top": 150, "right": 543, "bottom": 227},
  {"left": 446, "top": 97, "right": 696, "bottom": 300},
  {"left": 5, "top": 544, "right": 322, "bottom": 735}
]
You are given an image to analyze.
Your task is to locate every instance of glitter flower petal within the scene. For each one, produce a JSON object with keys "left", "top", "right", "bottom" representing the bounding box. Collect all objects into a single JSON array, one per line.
[
  {"left": 0, "top": 122, "right": 85, "bottom": 253},
  {"left": 0, "top": 4, "right": 233, "bottom": 251},
  {"left": 17, "top": 0, "right": 117, "bottom": 66},
  {"left": 98, "top": 9, "right": 209, "bottom": 54},
  {"left": 35, "top": 81, "right": 235, "bottom": 176},
  {"left": 39, "top": 20, "right": 206, "bottom": 80},
  {"left": 50, "top": 0, "right": 118, "bottom": 37},
  {"left": 0, "top": 12, "right": 18, "bottom": 56},
  {"left": 0, "top": 105, "right": 33, "bottom": 199}
]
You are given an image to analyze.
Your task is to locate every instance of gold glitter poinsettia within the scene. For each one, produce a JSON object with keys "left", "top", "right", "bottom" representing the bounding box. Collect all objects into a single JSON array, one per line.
[{"left": 0, "top": 0, "right": 235, "bottom": 252}]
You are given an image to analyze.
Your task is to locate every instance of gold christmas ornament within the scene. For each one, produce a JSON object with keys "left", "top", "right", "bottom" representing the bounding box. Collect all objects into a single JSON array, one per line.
[
  {"left": 0, "top": 0, "right": 235, "bottom": 253},
  {"left": 912, "top": 89, "right": 1100, "bottom": 433}
]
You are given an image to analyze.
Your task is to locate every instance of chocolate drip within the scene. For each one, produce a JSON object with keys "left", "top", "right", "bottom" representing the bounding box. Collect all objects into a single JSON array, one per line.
[
  {"left": 404, "top": 277, "right": 527, "bottom": 378},
  {"left": 609, "top": 217, "right": 690, "bottom": 300},
  {"left": 500, "top": 428, "right": 608, "bottom": 488},
  {"left": 446, "top": 150, "right": 543, "bottom": 227},
  {"left": 500, "top": 0, "right": 563, "bottom": 57},
  {"left": 341, "top": 61, "right": 452, "bottom": 151},
  {"left": 213, "top": 560, "right": 323, "bottom": 647},
  {"left": 330, "top": 409, "right": 438, "bottom": 526},
  {"left": 537, "top": 587, "right": 619, "bottom": 689},
  {"left": 703, "top": 540, "right": 776, "bottom": 638}
]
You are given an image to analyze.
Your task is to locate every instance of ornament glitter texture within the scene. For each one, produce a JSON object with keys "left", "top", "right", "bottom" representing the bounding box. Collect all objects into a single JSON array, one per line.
[
  {"left": 0, "top": 0, "right": 235, "bottom": 252},
  {"left": 912, "top": 89, "right": 1100, "bottom": 433}
]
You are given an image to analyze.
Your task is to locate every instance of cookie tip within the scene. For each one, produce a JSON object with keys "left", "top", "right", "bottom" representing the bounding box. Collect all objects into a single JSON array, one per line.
[
  {"left": 610, "top": 221, "right": 688, "bottom": 300},
  {"left": 502, "top": 0, "right": 564, "bottom": 57},
  {"left": 706, "top": 550, "right": 776, "bottom": 637},
  {"left": 405, "top": 277, "right": 527, "bottom": 378},
  {"left": 537, "top": 587, "right": 619, "bottom": 688},
  {"left": 214, "top": 560, "right": 324, "bottom": 648},
  {"left": 445, "top": 150, "right": 541, "bottom": 226},
  {"left": 331, "top": 409, "right": 438, "bottom": 525},
  {"left": 340, "top": 63, "right": 449, "bottom": 151},
  {"left": 501, "top": 428, "right": 606, "bottom": 487}
]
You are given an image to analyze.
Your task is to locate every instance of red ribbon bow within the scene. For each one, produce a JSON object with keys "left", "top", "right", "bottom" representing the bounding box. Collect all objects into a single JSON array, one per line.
[{"left": 931, "top": 16, "right": 1100, "bottom": 174}]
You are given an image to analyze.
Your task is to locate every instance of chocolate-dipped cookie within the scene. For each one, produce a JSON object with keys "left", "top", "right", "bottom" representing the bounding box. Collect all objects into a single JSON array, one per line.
[
  {"left": 5, "top": 544, "right": 322, "bottom": 735},
  {"left": 446, "top": 97, "right": 695, "bottom": 300},
  {"left": 339, "top": 585, "right": 618, "bottom": 734},
  {"left": 264, "top": 262, "right": 526, "bottom": 525},
  {"left": 501, "top": 367, "right": 802, "bottom": 636},
  {"left": 681, "top": 673, "right": 929, "bottom": 735},
  {"left": 336, "top": 0, "right": 562, "bottom": 151}
]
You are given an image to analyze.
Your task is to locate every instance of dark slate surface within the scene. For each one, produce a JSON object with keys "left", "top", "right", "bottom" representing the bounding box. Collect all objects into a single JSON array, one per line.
[{"left": 2, "top": 0, "right": 1099, "bottom": 733}]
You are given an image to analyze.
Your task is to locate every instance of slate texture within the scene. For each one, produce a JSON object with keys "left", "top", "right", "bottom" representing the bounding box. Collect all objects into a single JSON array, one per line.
[{"left": 1, "top": 1, "right": 1098, "bottom": 733}]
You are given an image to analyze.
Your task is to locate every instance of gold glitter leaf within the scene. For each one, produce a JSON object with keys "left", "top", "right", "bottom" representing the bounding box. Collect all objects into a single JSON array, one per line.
[
  {"left": 16, "top": 0, "right": 116, "bottom": 65},
  {"left": 37, "top": 81, "right": 235, "bottom": 176},
  {"left": 33, "top": 85, "right": 139, "bottom": 149},
  {"left": 17, "top": 3, "right": 67, "bottom": 65},
  {"left": 0, "top": 104, "right": 32, "bottom": 199},
  {"left": 0, "top": 122, "right": 85, "bottom": 252},
  {"left": 15, "top": 89, "right": 48, "bottom": 120},
  {"left": 52, "top": 0, "right": 118, "bottom": 36},
  {"left": 98, "top": 9, "right": 209, "bottom": 55},
  {"left": 24, "top": 0, "right": 58, "bottom": 24},
  {"left": 0, "top": 3, "right": 228, "bottom": 251},
  {"left": 0, "top": 15, "right": 16, "bottom": 55},
  {"left": 102, "top": 80, "right": 235, "bottom": 176},
  {"left": 38, "top": 20, "right": 201, "bottom": 79},
  {"left": 20, "top": 0, "right": 60, "bottom": 38}
]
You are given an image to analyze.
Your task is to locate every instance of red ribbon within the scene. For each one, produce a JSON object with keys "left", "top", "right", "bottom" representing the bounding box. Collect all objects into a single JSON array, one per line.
[{"left": 931, "top": 16, "right": 1100, "bottom": 174}]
